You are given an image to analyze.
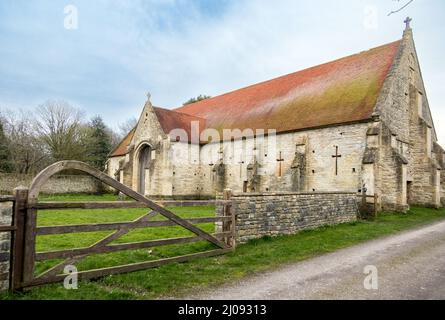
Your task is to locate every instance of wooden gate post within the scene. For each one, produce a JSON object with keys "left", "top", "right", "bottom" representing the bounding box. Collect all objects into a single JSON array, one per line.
[
  {"left": 10, "top": 187, "right": 28, "bottom": 291},
  {"left": 361, "top": 189, "right": 367, "bottom": 216},
  {"left": 223, "top": 189, "right": 235, "bottom": 249},
  {"left": 373, "top": 194, "right": 378, "bottom": 218},
  {"left": 230, "top": 201, "right": 236, "bottom": 250}
]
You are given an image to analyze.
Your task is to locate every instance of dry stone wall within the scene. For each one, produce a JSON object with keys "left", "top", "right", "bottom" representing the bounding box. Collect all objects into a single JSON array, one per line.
[
  {"left": 221, "top": 192, "right": 358, "bottom": 243},
  {"left": 0, "top": 174, "right": 101, "bottom": 195},
  {"left": 0, "top": 202, "right": 12, "bottom": 291}
]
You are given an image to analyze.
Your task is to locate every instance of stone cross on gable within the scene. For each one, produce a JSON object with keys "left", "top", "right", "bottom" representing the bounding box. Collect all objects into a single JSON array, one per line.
[{"left": 404, "top": 17, "right": 412, "bottom": 30}]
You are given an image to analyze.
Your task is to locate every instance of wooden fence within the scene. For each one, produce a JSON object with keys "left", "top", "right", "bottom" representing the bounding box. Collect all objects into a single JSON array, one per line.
[
  {"left": 357, "top": 193, "right": 378, "bottom": 218},
  {"left": 2, "top": 161, "right": 236, "bottom": 291}
]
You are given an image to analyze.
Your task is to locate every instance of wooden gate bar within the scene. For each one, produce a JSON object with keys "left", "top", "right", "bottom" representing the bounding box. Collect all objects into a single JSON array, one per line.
[
  {"left": 32, "top": 200, "right": 230, "bottom": 210},
  {"left": 35, "top": 231, "right": 232, "bottom": 261},
  {"left": 25, "top": 248, "right": 233, "bottom": 288},
  {"left": 35, "top": 211, "right": 160, "bottom": 281},
  {"left": 0, "top": 226, "right": 16, "bottom": 232},
  {"left": 36, "top": 216, "right": 232, "bottom": 235}
]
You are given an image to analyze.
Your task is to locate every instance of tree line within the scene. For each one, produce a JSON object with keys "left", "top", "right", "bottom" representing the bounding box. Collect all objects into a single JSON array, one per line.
[{"left": 0, "top": 100, "right": 137, "bottom": 175}]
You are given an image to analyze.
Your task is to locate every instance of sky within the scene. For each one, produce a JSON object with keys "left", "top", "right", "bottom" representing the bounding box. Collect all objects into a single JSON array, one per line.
[{"left": 0, "top": 0, "right": 444, "bottom": 142}]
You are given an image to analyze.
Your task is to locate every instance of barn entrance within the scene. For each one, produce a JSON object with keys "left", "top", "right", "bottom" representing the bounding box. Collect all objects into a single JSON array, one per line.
[{"left": 138, "top": 145, "right": 151, "bottom": 194}]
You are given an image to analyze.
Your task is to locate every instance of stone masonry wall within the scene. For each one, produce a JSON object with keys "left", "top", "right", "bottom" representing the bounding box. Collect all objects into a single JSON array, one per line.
[
  {"left": 199, "top": 122, "right": 369, "bottom": 197},
  {"left": 0, "top": 174, "right": 101, "bottom": 195},
  {"left": 223, "top": 192, "right": 358, "bottom": 243},
  {"left": 441, "top": 175, "right": 445, "bottom": 207},
  {"left": 373, "top": 29, "right": 442, "bottom": 210},
  {"left": 0, "top": 202, "right": 12, "bottom": 291}
]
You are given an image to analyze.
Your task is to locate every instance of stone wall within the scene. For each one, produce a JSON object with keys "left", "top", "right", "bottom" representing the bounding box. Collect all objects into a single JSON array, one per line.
[
  {"left": 0, "top": 174, "right": 101, "bottom": 195},
  {"left": 0, "top": 202, "right": 12, "bottom": 291},
  {"left": 221, "top": 192, "right": 358, "bottom": 243},
  {"left": 441, "top": 171, "right": 445, "bottom": 206},
  {"left": 199, "top": 122, "right": 369, "bottom": 197}
]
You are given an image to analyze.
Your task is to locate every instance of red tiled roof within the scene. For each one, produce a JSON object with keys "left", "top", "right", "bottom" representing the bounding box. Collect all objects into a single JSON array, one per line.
[
  {"left": 109, "top": 108, "right": 206, "bottom": 157},
  {"left": 109, "top": 127, "right": 135, "bottom": 157},
  {"left": 175, "top": 40, "right": 402, "bottom": 134},
  {"left": 110, "top": 40, "right": 402, "bottom": 156},
  {"left": 153, "top": 107, "right": 206, "bottom": 143}
]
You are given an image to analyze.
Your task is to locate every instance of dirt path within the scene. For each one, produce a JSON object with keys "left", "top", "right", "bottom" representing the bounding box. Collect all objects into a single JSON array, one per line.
[{"left": 184, "top": 220, "right": 445, "bottom": 300}]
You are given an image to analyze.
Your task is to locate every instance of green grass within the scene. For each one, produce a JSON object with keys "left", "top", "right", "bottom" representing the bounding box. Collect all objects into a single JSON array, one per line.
[
  {"left": 1, "top": 194, "right": 445, "bottom": 300},
  {"left": 39, "top": 193, "right": 129, "bottom": 202}
]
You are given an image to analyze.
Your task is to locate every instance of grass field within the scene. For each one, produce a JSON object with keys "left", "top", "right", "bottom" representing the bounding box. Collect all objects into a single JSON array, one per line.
[
  {"left": 1, "top": 193, "right": 445, "bottom": 300},
  {"left": 33, "top": 194, "right": 219, "bottom": 276}
]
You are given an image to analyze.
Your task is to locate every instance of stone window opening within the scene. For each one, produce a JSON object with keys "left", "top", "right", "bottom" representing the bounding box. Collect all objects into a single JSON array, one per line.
[
  {"left": 409, "top": 67, "right": 415, "bottom": 85},
  {"left": 352, "top": 168, "right": 356, "bottom": 173},
  {"left": 417, "top": 92, "right": 423, "bottom": 118},
  {"left": 426, "top": 127, "right": 432, "bottom": 158},
  {"left": 243, "top": 181, "right": 248, "bottom": 193},
  {"left": 276, "top": 151, "right": 284, "bottom": 177}
]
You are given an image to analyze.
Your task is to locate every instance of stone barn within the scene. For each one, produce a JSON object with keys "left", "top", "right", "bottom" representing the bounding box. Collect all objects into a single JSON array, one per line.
[{"left": 106, "top": 23, "right": 444, "bottom": 212}]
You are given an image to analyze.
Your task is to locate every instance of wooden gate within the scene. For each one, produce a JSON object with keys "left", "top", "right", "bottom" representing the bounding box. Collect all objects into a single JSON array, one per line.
[{"left": 10, "top": 161, "right": 235, "bottom": 291}]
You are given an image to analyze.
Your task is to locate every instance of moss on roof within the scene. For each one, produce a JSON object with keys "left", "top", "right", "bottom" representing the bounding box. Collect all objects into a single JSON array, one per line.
[{"left": 175, "top": 40, "right": 401, "bottom": 135}]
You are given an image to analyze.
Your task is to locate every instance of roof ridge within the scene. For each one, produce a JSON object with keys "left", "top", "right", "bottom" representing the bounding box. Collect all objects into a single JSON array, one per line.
[{"left": 154, "top": 106, "right": 206, "bottom": 121}]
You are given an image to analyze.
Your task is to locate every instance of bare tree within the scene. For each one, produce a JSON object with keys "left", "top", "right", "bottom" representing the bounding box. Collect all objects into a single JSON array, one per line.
[
  {"left": 108, "top": 127, "right": 122, "bottom": 149},
  {"left": 0, "top": 116, "right": 13, "bottom": 173},
  {"left": 34, "top": 100, "right": 86, "bottom": 162},
  {"left": 0, "top": 109, "right": 49, "bottom": 174},
  {"left": 117, "top": 117, "right": 137, "bottom": 140}
]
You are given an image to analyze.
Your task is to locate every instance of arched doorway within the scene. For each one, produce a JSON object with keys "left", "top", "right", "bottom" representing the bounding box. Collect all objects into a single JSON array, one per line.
[{"left": 138, "top": 145, "right": 151, "bottom": 194}]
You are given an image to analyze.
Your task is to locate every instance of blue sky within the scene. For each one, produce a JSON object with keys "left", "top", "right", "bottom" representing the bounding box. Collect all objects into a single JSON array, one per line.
[{"left": 0, "top": 0, "right": 444, "bottom": 142}]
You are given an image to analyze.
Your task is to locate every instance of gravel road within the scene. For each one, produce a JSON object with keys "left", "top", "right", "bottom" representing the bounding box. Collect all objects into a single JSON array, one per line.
[{"left": 185, "top": 220, "right": 445, "bottom": 300}]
